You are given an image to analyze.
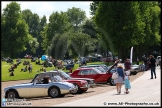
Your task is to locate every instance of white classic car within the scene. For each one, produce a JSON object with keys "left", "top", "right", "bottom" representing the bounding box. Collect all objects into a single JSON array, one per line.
[
  {"left": 4, "top": 72, "right": 77, "bottom": 99},
  {"left": 130, "top": 64, "right": 142, "bottom": 75}
]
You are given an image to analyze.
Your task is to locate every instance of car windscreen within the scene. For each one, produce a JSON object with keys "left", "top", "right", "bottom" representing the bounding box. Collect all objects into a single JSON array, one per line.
[
  {"left": 95, "top": 67, "right": 105, "bottom": 73},
  {"left": 51, "top": 75, "right": 63, "bottom": 82},
  {"left": 61, "top": 71, "right": 71, "bottom": 79},
  {"left": 93, "top": 68, "right": 102, "bottom": 73},
  {"left": 101, "top": 66, "right": 108, "bottom": 71},
  {"left": 31, "top": 74, "right": 38, "bottom": 83}
]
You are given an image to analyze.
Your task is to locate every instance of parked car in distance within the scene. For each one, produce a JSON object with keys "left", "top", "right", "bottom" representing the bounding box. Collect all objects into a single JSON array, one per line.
[
  {"left": 156, "top": 56, "right": 161, "bottom": 66},
  {"left": 70, "top": 67, "right": 115, "bottom": 86},
  {"left": 130, "top": 64, "right": 142, "bottom": 75},
  {"left": 4, "top": 72, "right": 77, "bottom": 99},
  {"left": 120, "top": 63, "right": 140, "bottom": 75},
  {"left": 47, "top": 70, "right": 90, "bottom": 94}
]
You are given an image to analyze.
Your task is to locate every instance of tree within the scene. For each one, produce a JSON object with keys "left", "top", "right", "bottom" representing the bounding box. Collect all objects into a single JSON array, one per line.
[
  {"left": 49, "top": 33, "right": 69, "bottom": 59},
  {"left": 82, "top": 19, "right": 97, "bottom": 38},
  {"left": 69, "top": 32, "right": 96, "bottom": 57},
  {"left": 1, "top": 1, "right": 31, "bottom": 58},
  {"left": 136, "top": 1, "right": 161, "bottom": 59},
  {"left": 41, "top": 11, "right": 70, "bottom": 51},
  {"left": 90, "top": 1, "right": 100, "bottom": 16},
  {"left": 66, "top": 7, "right": 86, "bottom": 32},
  {"left": 22, "top": 10, "right": 40, "bottom": 55},
  {"left": 94, "top": 1, "right": 146, "bottom": 60},
  {"left": 29, "top": 38, "right": 39, "bottom": 54},
  {"left": 22, "top": 9, "right": 33, "bottom": 34},
  {"left": 36, "top": 15, "right": 47, "bottom": 55}
]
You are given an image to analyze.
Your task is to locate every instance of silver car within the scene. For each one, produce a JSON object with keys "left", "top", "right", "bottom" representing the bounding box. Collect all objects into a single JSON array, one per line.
[
  {"left": 4, "top": 72, "right": 77, "bottom": 99},
  {"left": 130, "top": 65, "right": 142, "bottom": 75}
]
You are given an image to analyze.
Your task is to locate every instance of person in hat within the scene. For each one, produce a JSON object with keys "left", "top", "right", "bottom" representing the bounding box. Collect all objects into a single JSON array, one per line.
[{"left": 114, "top": 63, "right": 125, "bottom": 95}]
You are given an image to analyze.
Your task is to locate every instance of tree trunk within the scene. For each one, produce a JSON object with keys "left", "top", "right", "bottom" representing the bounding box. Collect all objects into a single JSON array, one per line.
[
  {"left": 118, "top": 47, "right": 123, "bottom": 62},
  {"left": 11, "top": 49, "right": 15, "bottom": 59},
  {"left": 138, "top": 45, "right": 143, "bottom": 61}
]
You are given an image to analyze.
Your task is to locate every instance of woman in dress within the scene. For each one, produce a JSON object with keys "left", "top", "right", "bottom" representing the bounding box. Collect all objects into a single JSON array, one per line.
[{"left": 114, "top": 63, "right": 125, "bottom": 94}]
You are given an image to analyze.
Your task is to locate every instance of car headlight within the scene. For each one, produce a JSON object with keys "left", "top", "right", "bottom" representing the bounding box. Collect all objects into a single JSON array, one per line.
[
  {"left": 80, "top": 81, "right": 83, "bottom": 84},
  {"left": 85, "top": 83, "right": 88, "bottom": 87}
]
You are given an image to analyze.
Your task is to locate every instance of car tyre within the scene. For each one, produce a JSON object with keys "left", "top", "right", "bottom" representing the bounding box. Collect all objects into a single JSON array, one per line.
[
  {"left": 108, "top": 77, "right": 116, "bottom": 86},
  {"left": 48, "top": 87, "right": 60, "bottom": 98},
  {"left": 132, "top": 71, "right": 137, "bottom": 75},
  {"left": 6, "top": 90, "right": 19, "bottom": 99},
  {"left": 71, "top": 83, "right": 80, "bottom": 94},
  {"left": 82, "top": 88, "right": 88, "bottom": 92}
]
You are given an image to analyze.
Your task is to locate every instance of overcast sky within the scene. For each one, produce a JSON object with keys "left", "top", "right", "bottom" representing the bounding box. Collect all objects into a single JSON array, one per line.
[{"left": 1, "top": 1, "right": 92, "bottom": 23}]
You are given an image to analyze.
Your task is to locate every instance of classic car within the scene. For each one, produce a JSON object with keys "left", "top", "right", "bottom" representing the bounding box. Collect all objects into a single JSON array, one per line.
[
  {"left": 117, "top": 63, "right": 140, "bottom": 75},
  {"left": 70, "top": 67, "right": 115, "bottom": 86},
  {"left": 130, "top": 64, "right": 142, "bottom": 75},
  {"left": 45, "top": 70, "right": 90, "bottom": 94},
  {"left": 156, "top": 56, "right": 161, "bottom": 66},
  {"left": 49, "top": 70, "right": 95, "bottom": 89},
  {"left": 4, "top": 72, "right": 77, "bottom": 99}
]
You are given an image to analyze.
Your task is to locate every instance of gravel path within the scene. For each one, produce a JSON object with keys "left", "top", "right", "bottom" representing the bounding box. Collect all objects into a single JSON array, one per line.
[{"left": 1, "top": 71, "right": 144, "bottom": 106}]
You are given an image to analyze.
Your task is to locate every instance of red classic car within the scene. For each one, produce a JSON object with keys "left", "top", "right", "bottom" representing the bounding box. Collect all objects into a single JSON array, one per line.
[
  {"left": 46, "top": 71, "right": 90, "bottom": 94},
  {"left": 63, "top": 78, "right": 88, "bottom": 94},
  {"left": 70, "top": 68, "right": 115, "bottom": 86}
]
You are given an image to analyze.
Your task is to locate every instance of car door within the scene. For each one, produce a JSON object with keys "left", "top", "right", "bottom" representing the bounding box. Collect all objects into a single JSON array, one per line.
[
  {"left": 29, "top": 83, "right": 47, "bottom": 98},
  {"left": 30, "top": 74, "right": 48, "bottom": 98},
  {"left": 79, "top": 69, "right": 102, "bottom": 83}
]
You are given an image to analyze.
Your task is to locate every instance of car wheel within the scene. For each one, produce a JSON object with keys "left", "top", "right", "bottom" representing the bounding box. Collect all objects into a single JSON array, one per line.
[
  {"left": 48, "top": 87, "right": 60, "bottom": 98},
  {"left": 6, "top": 90, "right": 19, "bottom": 99},
  {"left": 83, "top": 88, "right": 88, "bottom": 92},
  {"left": 108, "top": 78, "right": 116, "bottom": 86},
  {"left": 71, "top": 83, "right": 80, "bottom": 94},
  {"left": 132, "top": 71, "right": 137, "bottom": 75}
]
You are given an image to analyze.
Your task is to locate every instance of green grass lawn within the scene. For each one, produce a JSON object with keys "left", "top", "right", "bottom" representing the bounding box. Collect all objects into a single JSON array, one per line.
[
  {"left": 2, "top": 59, "right": 140, "bottom": 82},
  {"left": 1, "top": 59, "right": 73, "bottom": 82},
  {"left": 2, "top": 59, "right": 111, "bottom": 82}
]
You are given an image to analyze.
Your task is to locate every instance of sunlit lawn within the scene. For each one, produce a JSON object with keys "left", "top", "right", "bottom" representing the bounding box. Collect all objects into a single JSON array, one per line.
[
  {"left": 2, "top": 59, "right": 112, "bottom": 82},
  {"left": 1, "top": 59, "right": 74, "bottom": 82}
]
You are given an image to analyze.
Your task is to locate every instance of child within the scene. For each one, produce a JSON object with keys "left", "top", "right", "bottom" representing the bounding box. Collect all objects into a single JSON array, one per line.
[{"left": 124, "top": 71, "right": 131, "bottom": 94}]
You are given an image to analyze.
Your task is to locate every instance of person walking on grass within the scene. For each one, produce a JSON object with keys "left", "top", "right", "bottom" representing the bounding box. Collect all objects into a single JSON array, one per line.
[
  {"left": 28, "top": 65, "right": 31, "bottom": 73},
  {"left": 124, "top": 71, "right": 131, "bottom": 94},
  {"left": 30, "top": 64, "right": 32, "bottom": 72},
  {"left": 114, "top": 63, "right": 125, "bottom": 95}
]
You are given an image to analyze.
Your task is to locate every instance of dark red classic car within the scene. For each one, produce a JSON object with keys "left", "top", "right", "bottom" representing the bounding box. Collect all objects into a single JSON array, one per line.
[
  {"left": 70, "top": 67, "right": 115, "bottom": 86},
  {"left": 47, "top": 70, "right": 92, "bottom": 94}
]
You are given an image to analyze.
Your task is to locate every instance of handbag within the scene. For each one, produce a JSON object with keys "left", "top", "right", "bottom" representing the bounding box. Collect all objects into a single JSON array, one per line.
[{"left": 112, "top": 72, "right": 119, "bottom": 79}]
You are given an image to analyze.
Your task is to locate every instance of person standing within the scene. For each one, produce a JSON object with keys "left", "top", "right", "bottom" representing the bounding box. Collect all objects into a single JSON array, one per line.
[
  {"left": 28, "top": 65, "right": 31, "bottom": 73},
  {"left": 124, "top": 71, "right": 131, "bottom": 94},
  {"left": 124, "top": 59, "right": 131, "bottom": 71},
  {"left": 30, "top": 64, "right": 32, "bottom": 73},
  {"left": 149, "top": 55, "right": 156, "bottom": 79},
  {"left": 114, "top": 63, "right": 125, "bottom": 95}
]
